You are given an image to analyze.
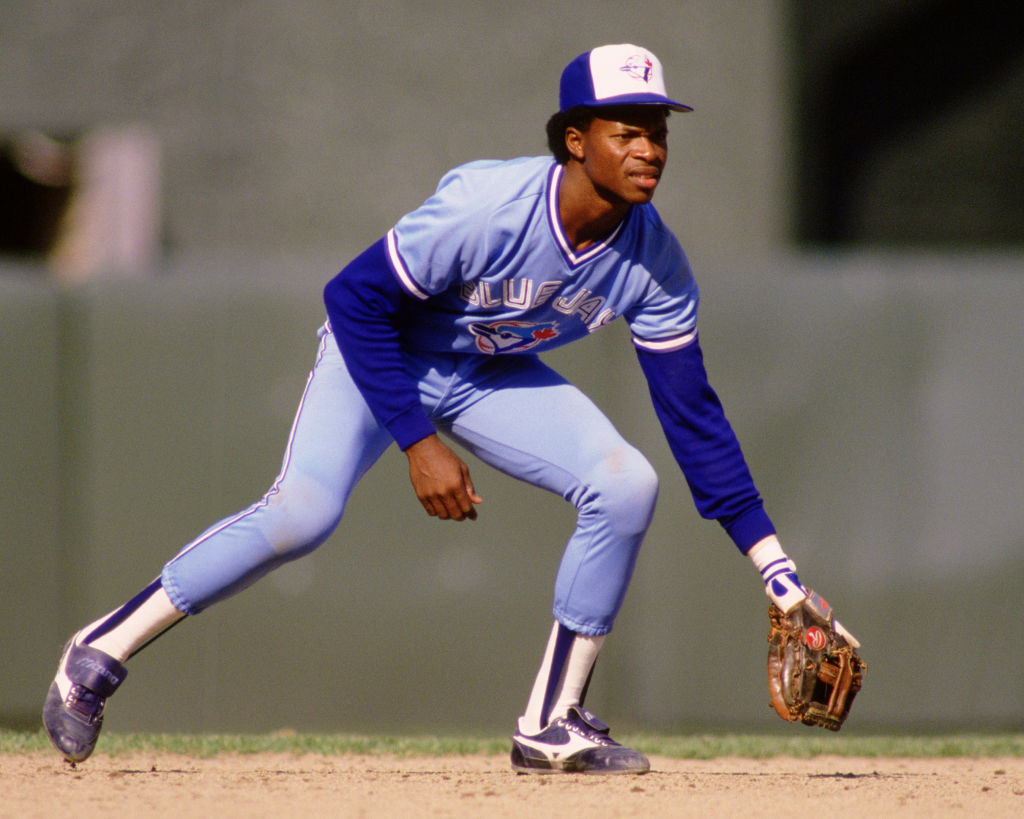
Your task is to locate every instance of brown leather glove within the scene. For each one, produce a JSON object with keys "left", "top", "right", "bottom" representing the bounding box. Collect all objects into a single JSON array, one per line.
[{"left": 767, "top": 590, "right": 866, "bottom": 731}]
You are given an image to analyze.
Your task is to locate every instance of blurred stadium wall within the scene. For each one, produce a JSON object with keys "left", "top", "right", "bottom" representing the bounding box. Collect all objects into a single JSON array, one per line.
[{"left": 2, "top": 1, "right": 1021, "bottom": 734}]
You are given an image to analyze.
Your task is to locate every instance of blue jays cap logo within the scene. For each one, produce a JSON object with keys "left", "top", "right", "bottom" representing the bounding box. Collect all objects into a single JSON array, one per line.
[{"left": 620, "top": 54, "right": 654, "bottom": 84}]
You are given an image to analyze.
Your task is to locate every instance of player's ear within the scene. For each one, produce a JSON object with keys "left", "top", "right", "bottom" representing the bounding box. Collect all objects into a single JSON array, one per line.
[{"left": 564, "top": 127, "right": 585, "bottom": 161}]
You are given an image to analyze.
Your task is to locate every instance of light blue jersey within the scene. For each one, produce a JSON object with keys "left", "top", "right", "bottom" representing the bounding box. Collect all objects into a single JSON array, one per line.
[{"left": 386, "top": 157, "right": 699, "bottom": 356}]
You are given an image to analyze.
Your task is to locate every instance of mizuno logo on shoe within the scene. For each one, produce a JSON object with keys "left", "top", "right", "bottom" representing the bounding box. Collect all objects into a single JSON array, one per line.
[{"left": 73, "top": 656, "right": 123, "bottom": 686}]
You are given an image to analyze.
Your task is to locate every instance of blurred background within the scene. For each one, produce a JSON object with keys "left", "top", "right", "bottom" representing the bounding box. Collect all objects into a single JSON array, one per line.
[{"left": 2, "top": 0, "right": 1021, "bottom": 736}]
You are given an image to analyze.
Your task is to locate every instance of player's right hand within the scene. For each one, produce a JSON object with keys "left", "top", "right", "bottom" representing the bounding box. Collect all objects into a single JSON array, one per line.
[{"left": 405, "top": 434, "right": 483, "bottom": 521}]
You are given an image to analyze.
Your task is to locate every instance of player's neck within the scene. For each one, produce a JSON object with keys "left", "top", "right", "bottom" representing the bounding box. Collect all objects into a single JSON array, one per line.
[{"left": 558, "top": 164, "right": 631, "bottom": 251}]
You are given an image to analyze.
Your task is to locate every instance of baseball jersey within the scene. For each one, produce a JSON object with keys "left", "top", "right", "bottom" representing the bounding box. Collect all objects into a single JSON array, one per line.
[
  {"left": 324, "top": 155, "right": 775, "bottom": 552},
  {"left": 385, "top": 156, "right": 699, "bottom": 356}
]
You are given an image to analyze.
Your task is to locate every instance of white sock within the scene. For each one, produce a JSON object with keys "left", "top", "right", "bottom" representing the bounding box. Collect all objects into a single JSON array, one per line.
[
  {"left": 80, "top": 582, "right": 185, "bottom": 662},
  {"left": 548, "top": 633, "right": 604, "bottom": 720},
  {"left": 518, "top": 621, "right": 605, "bottom": 735}
]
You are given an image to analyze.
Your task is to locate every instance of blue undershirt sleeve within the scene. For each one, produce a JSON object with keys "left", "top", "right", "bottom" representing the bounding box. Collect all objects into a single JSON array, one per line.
[
  {"left": 323, "top": 238, "right": 436, "bottom": 450},
  {"left": 635, "top": 338, "right": 775, "bottom": 553}
]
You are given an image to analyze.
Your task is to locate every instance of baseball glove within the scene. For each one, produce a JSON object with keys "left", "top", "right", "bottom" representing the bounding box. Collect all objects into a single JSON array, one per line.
[{"left": 766, "top": 590, "right": 865, "bottom": 731}]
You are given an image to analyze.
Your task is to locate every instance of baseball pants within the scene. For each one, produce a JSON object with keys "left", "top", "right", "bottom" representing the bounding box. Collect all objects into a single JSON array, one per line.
[{"left": 161, "top": 323, "right": 659, "bottom": 636}]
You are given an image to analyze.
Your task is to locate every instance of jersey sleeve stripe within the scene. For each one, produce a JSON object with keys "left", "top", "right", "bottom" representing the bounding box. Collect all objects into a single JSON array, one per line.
[
  {"left": 631, "top": 330, "right": 697, "bottom": 352},
  {"left": 385, "top": 228, "right": 430, "bottom": 301}
]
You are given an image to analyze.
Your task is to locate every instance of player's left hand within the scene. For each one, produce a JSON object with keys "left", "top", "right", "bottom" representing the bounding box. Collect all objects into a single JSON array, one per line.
[
  {"left": 762, "top": 558, "right": 807, "bottom": 614},
  {"left": 405, "top": 434, "right": 483, "bottom": 521}
]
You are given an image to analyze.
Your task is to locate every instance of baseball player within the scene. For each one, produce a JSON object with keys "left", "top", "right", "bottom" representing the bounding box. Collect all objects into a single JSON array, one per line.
[{"left": 43, "top": 44, "right": 840, "bottom": 774}]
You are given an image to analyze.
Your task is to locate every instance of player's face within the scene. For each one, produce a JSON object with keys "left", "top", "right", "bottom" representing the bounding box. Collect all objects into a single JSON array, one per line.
[{"left": 569, "top": 107, "right": 669, "bottom": 205}]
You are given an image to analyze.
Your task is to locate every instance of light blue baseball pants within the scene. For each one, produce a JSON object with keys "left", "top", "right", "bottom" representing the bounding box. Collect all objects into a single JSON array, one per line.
[{"left": 161, "top": 324, "right": 659, "bottom": 635}]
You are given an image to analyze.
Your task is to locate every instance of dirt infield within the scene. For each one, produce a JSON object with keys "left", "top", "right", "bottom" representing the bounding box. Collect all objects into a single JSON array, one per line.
[{"left": 3, "top": 752, "right": 1022, "bottom": 817}]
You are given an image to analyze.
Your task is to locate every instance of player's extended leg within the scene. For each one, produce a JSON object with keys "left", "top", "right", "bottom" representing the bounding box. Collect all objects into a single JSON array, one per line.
[
  {"left": 435, "top": 354, "right": 657, "bottom": 773},
  {"left": 43, "top": 326, "right": 393, "bottom": 762},
  {"left": 160, "top": 327, "right": 393, "bottom": 613}
]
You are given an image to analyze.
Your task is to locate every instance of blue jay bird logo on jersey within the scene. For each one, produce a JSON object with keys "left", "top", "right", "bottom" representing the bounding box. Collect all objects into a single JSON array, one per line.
[
  {"left": 468, "top": 320, "right": 559, "bottom": 354},
  {"left": 620, "top": 54, "right": 654, "bottom": 84}
]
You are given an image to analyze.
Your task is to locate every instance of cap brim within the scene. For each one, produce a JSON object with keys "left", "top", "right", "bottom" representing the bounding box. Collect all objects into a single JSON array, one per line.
[{"left": 585, "top": 93, "right": 693, "bottom": 113}]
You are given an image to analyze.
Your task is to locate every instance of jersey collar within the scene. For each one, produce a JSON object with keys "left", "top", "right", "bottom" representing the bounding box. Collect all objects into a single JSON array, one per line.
[{"left": 546, "top": 162, "right": 626, "bottom": 268}]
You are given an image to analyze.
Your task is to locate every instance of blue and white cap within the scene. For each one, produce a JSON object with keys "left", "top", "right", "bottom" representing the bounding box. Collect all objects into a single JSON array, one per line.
[{"left": 559, "top": 44, "right": 692, "bottom": 113}]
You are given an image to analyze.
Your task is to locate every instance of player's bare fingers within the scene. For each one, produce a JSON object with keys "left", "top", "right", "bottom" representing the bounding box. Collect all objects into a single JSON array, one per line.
[
  {"left": 441, "top": 498, "right": 466, "bottom": 521},
  {"left": 448, "top": 503, "right": 476, "bottom": 521},
  {"left": 436, "top": 490, "right": 475, "bottom": 522},
  {"left": 460, "top": 463, "right": 480, "bottom": 495},
  {"left": 456, "top": 486, "right": 482, "bottom": 521},
  {"left": 458, "top": 495, "right": 478, "bottom": 521},
  {"left": 448, "top": 492, "right": 473, "bottom": 521},
  {"left": 459, "top": 466, "right": 481, "bottom": 518}
]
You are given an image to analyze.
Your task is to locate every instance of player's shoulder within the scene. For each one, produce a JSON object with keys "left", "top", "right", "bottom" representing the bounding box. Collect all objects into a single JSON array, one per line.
[
  {"left": 443, "top": 155, "right": 553, "bottom": 179},
  {"left": 631, "top": 201, "right": 677, "bottom": 239},
  {"left": 448, "top": 155, "right": 551, "bottom": 174},
  {"left": 628, "top": 203, "right": 689, "bottom": 268},
  {"left": 434, "top": 156, "right": 554, "bottom": 203}
]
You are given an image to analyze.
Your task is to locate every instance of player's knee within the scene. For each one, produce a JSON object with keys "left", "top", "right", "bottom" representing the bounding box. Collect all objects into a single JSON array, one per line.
[
  {"left": 261, "top": 474, "right": 345, "bottom": 557},
  {"left": 620, "top": 451, "right": 659, "bottom": 528},
  {"left": 588, "top": 446, "right": 659, "bottom": 535}
]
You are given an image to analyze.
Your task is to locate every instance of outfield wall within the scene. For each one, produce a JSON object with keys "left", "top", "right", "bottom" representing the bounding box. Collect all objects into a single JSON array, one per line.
[{"left": 2, "top": 251, "right": 1021, "bottom": 734}]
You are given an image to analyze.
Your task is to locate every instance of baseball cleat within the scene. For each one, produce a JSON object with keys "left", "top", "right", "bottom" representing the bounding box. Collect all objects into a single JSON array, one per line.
[
  {"left": 42, "top": 636, "right": 127, "bottom": 763},
  {"left": 510, "top": 705, "right": 650, "bottom": 774}
]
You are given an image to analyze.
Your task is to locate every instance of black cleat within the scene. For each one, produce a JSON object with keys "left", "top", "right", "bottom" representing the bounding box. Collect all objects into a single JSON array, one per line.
[
  {"left": 42, "top": 637, "right": 127, "bottom": 763},
  {"left": 511, "top": 705, "right": 649, "bottom": 774}
]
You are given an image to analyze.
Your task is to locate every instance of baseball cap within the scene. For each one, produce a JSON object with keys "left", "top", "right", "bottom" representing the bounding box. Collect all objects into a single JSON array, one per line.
[{"left": 559, "top": 44, "right": 692, "bottom": 113}]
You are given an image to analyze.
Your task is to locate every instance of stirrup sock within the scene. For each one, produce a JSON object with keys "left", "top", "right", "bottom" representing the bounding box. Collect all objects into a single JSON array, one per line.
[
  {"left": 518, "top": 621, "right": 605, "bottom": 735},
  {"left": 79, "top": 578, "right": 186, "bottom": 662}
]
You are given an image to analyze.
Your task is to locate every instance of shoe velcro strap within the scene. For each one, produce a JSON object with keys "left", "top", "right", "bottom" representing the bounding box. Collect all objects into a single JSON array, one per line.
[
  {"left": 67, "top": 644, "right": 128, "bottom": 697},
  {"left": 568, "top": 705, "right": 609, "bottom": 733}
]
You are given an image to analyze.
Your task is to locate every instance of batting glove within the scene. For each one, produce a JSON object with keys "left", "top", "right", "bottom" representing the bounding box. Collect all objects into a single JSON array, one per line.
[{"left": 748, "top": 535, "right": 807, "bottom": 613}]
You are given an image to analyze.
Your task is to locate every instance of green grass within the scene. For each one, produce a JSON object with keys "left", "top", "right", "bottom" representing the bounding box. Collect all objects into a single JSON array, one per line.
[{"left": 4, "top": 729, "right": 1022, "bottom": 759}]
